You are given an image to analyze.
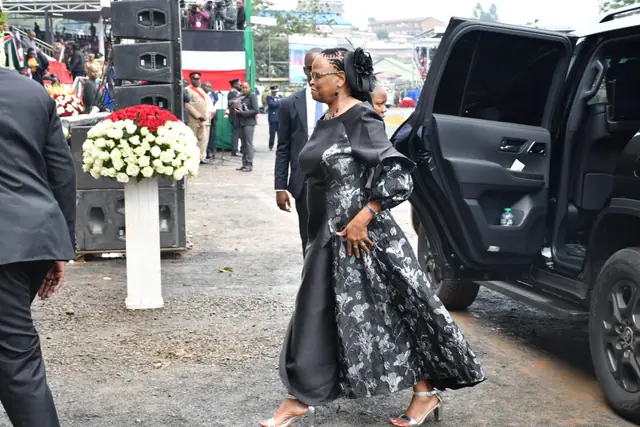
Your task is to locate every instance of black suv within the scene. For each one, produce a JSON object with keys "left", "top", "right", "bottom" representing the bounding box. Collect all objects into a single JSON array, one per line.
[{"left": 393, "top": 6, "right": 640, "bottom": 424}]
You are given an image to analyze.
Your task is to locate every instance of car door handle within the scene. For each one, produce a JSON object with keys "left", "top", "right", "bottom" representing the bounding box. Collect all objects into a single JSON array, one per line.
[
  {"left": 499, "top": 138, "right": 527, "bottom": 153},
  {"left": 527, "top": 141, "right": 547, "bottom": 156}
]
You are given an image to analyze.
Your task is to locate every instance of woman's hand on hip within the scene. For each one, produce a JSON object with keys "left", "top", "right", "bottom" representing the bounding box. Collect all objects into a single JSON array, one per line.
[{"left": 336, "top": 212, "right": 374, "bottom": 259}]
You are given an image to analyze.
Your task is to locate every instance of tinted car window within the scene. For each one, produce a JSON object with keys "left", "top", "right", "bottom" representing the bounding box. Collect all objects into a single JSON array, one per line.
[{"left": 433, "top": 30, "right": 566, "bottom": 127}]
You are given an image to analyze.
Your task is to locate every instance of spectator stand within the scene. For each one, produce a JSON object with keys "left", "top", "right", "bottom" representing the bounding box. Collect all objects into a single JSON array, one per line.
[{"left": 181, "top": 0, "right": 256, "bottom": 153}]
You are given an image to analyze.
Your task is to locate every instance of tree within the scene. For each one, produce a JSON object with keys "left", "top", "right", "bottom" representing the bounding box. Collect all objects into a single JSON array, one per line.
[
  {"left": 472, "top": 2, "right": 499, "bottom": 22},
  {"left": 376, "top": 29, "right": 389, "bottom": 40},
  {"left": 252, "top": 0, "right": 334, "bottom": 78},
  {"left": 600, "top": 0, "right": 639, "bottom": 12}
]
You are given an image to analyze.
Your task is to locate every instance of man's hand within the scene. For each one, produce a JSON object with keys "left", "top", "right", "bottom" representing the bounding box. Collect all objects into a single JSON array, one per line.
[
  {"left": 276, "top": 191, "right": 291, "bottom": 212},
  {"left": 38, "top": 261, "right": 66, "bottom": 300}
]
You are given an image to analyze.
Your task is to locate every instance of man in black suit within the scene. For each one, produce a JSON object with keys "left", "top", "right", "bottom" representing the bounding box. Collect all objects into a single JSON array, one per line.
[
  {"left": 0, "top": 68, "right": 77, "bottom": 427},
  {"left": 274, "top": 47, "right": 325, "bottom": 255},
  {"left": 266, "top": 85, "right": 282, "bottom": 151}
]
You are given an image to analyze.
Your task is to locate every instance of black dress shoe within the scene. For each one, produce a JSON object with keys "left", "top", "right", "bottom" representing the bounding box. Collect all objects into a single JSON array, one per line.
[
  {"left": 236, "top": 166, "right": 246, "bottom": 171},
  {"left": 231, "top": 152, "right": 240, "bottom": 157},
  {"left": 241, "top": 167, "right": 253, "bottom": 172}
]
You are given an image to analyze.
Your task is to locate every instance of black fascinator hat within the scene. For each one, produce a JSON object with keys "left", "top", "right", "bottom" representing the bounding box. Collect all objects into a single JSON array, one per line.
[{"left": 343, "top": 47, "right": 376, "bottom": 102}]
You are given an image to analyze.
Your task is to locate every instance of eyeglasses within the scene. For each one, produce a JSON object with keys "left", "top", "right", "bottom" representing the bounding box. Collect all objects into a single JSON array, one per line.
[{"left": 310, "top": 71, "right": 340, "bottom": 81}]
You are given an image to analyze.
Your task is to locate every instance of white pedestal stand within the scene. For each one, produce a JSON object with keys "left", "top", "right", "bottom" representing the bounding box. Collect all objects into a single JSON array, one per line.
[{"left": 124, "top": 178, "right": 164, "bottom": 309}]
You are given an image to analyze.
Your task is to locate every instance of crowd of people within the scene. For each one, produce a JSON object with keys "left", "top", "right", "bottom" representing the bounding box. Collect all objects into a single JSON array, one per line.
[{"left": 183, "top": 0, "right": 247, "bottom": 31}]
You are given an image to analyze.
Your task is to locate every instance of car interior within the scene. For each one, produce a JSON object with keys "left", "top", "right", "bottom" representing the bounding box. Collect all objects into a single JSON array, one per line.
[
  {"left": 418, "top": 29, "right": 571, "bottom": 263},
  {"left": 557, "top": 39, "right": 640, "bottom": 269}
]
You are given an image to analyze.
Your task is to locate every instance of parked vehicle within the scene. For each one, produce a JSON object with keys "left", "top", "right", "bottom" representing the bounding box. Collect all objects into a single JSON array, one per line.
[{"left": 392, "top": 5, "right": 640, "bottom": 423}]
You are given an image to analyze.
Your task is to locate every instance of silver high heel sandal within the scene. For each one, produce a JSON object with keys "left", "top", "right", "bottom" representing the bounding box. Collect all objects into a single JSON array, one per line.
[
  {"left": 394, "top": 390, "right": 442, "bottom": 425},
  {"left": 266, "top": 405, "right": 316, "bottom": 427}
]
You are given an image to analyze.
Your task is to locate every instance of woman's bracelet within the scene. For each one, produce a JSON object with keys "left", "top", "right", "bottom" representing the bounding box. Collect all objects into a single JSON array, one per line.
[{"left": 366, "top": 205, "right": 378, "bottom": 218}]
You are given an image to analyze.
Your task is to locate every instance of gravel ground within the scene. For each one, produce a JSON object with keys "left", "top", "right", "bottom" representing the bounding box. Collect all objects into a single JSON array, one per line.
[{"left": 4, "top": 110, "right": 632, "bottom": 427}]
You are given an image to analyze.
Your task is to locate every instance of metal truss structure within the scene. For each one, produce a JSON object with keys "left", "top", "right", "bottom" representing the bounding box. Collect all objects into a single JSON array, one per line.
[{"left": 2, "top": 0, "right": 105, "bottom": 14}]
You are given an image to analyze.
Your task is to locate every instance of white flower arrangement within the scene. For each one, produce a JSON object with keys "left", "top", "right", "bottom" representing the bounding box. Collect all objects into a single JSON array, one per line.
[
  {"left": 81, "top": 106, "right": 200, "bottom": 183},
  {"left": 53, "top": 93, "right": 84, "bottom": 117}
]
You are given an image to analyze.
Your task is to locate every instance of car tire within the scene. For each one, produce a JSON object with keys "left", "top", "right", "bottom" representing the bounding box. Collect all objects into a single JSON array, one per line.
[
  {"left": 589, "top": 248, "right": 640, "bottom": 424},
  {"left": 417, "top": 224, "right": 479, "bottom": 311}
]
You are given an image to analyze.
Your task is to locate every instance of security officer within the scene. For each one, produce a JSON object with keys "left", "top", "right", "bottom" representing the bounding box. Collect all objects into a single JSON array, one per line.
[{"left": 266, "top": 85, "right": 282, "bottom": 151}]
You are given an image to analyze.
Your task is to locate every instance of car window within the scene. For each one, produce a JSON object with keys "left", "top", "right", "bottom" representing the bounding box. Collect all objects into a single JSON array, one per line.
[
  {"left": 587, "top": 57, "right": 639, "bottom": 106},
  {"left": 433, "top": 30, "right": 567, "bottom": 127}
]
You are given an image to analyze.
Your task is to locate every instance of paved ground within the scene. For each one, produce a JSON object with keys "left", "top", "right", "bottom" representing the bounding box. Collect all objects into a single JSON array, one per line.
[{"left": 9, "top": 108, "right": 634, "bottom": 426}]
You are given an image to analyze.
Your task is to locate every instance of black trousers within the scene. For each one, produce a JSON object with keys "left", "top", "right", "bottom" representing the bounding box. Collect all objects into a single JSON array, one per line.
[
  {"left": 231, "top": 124, "right": 241, "bottom": 155},
  {"left": 295, "top": 184, "right": 309, "bottom": 257},
  {"left": 268, "top": 121, "right": 278, "bottom": 149},
  {"left": 0, "top": 261, "right": 59, "bottom": 427}
]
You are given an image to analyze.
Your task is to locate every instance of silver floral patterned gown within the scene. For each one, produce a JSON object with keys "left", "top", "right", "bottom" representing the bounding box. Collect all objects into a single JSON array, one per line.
[{"left": 278, "top": 103, "right": 485, "bottom": 406}]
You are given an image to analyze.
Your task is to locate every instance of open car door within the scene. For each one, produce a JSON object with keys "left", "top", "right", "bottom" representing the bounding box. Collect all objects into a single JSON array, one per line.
[{"left": 396, "top": 18, "right": 576, "bottom": 276}]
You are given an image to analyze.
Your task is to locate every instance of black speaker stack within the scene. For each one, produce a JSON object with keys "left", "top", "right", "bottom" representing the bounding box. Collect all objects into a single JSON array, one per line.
[
  {"left": 73, "top": 0, "right": 188, "bottom": 258},
  {"left": 110, "top": 0, "right": 183, "bottom": 118}
]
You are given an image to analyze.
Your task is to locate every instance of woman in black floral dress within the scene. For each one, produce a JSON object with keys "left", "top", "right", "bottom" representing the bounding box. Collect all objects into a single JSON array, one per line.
[{"left": 260, "top": 47, "right": 485, "bottom": 427}]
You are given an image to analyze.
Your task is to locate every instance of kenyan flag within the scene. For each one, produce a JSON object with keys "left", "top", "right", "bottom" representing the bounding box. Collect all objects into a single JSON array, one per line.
[{"left": 3, "top": 32, "right": 24, "bottom": 71}]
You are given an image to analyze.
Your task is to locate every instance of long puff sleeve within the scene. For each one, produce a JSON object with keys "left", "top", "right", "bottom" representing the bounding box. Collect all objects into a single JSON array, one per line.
[{"left": 349, "top": 106, "right": 416, "bottom": 211}]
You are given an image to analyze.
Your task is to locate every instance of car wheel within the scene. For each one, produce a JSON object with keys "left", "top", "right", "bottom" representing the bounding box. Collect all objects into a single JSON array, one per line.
[
  {"left": 417, "top": 224, "right": 479, "bottom": 310},
  {"left": 589, "top": 248, "right": 640, "bottom": 424}
]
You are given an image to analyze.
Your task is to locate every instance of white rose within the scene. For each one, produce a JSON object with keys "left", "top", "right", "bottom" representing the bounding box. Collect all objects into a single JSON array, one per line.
[
  {"left": 82, "top": 139, "right": 94, "bottom": 151},
  {"left": 163, "top": 166, "right": 174, "bottom": 176},
  {"left": 141, "top": 166, "right": 154, "bottom": 178},
  {"left": 106, "top": 128, "right": 124, "bottom": 140},
  {"left": 126, "top": 164, "right": 140, "bottom": 176},
  {"left": 113, "top": 120, "right": 125, "bottom": 130},
  {"left": 144, "top": 133, "right": 155, "bottom": 143},
  {"left": 116, "top": 173, "right": 130, "bottom": 183},
  {"left": 106, "top": 140, "right": 115, "bottom": 149},
  {"left": 82, "top": 163, "right": 91, "bottom": 172},
  {"left": 99, "top": 151, "right": 110, "bottom": 161},
  {"left": 112, "top": 158, "right": 125, "bottom": 171},
  {"left": 173, "top": 168, "right": 187, "bottom": 181},
  {"left": 185, "top": 159, "right": 199, "bottom": 175},
  {"left": 129, "top": 135, "right": 141, "bottom": 145},
  {"left": 90, "top": 170, "right": 101, "bottom": 179},
  {"left": 140, "top": 141, "right": 151, "bottom": 151},
  {"left": 152, "top": 159, "right": 163, "bottom": 168},
  {"left": 155, "top": 165, "right": 166, "bottom": 175},
  {"left": 57, "top": 106, "right": 64, "bottom": 115},
  {"left": 125, "top": 123, "right": 137, "bottom": 135},
  {"left": 171, "top": 159, "right": 182, "bottom": 168},
  {"left": 93, "top": 159, "right": 104, "bottom": 169},
  {"left": 94, "top": 138, "right": 106, "bottom": 148},
  {"left": 101, "top": 168, "right": 117, "bottom": 178},
  {"left": 138, "top": 156, "right": 151, "bottom": 168},
  {"left": 110, "top": 148, "right": 122, "bottom": 159},
  {"left": 150, "top": 146, "right": 162, "bottom": 158},
  {"left": 140, "top": 127, "right": 150, "bottom": 136},
  {"left": 133, "top": 146, "right": 147, "bottom": 156},
  {"left": 159, "top": 151, "right": 175, "bottom": 163}
]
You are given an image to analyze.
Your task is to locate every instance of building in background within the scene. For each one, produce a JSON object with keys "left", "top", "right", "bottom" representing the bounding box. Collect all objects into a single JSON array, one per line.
[{"left": 368, "top": 17, "right": 444, "bottom": 37}]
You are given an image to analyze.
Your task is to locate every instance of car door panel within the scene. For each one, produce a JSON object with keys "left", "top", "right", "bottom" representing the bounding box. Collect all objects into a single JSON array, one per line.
[
  {"left": 432, "top": 114, "right": 551, "bottom": 257},
  {"left": 398, "top": 17, "right": 574, "bottom": 272}
]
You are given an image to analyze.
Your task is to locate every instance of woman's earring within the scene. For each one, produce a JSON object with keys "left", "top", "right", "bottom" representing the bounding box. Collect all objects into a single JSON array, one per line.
[{"left": 334, "top": 86, "right": 341, "bottom": 98}]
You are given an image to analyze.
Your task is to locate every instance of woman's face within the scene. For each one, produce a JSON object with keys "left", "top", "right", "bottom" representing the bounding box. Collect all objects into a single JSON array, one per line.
[{"left": 309, "top": 55, "right": 345, "bottom": 104}]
